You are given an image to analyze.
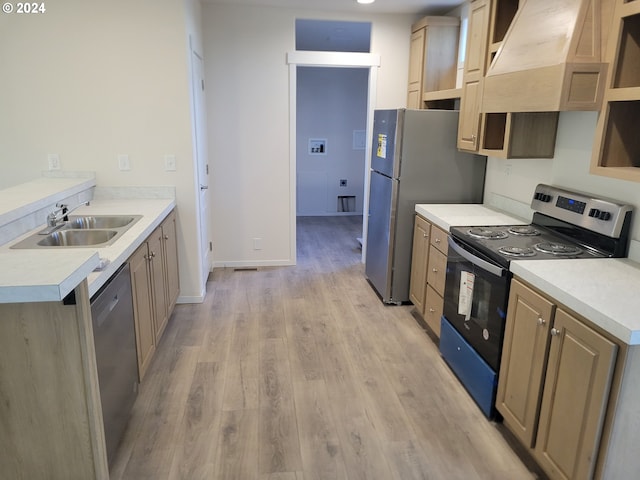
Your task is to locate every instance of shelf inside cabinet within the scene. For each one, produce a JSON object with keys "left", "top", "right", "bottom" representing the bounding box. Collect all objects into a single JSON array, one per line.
[
  {"left": 481, "top": 113, "right": 507, "bottom": 151},
  {"left": 480, "top": 112, "right": 558, "bottom": 158},
  {"left": 600, "top": 100, "right": 640, "bottom": 168},
  {"left": 491, "top": 0, "right": 519, "bottom": 44},
  {"left": 422, "top": 87, "right": 461, "bottom": 109},
  {"left": 613, "top": 13, "right": 640, "bottom": 88}
]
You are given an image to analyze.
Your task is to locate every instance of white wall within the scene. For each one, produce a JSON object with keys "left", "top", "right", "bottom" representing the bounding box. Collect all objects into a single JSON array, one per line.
[
  {"left": 0, "top": 0, "right": 205, "bottom": 301},
  {"left": 297, "top": 67, "right": 369, "bottom": 216},
  {"left": 203, "top": 3, "right": 415, "bottom": 266},
  {"left": 484, "top": 111, "right": 640, "bottom": 246}
]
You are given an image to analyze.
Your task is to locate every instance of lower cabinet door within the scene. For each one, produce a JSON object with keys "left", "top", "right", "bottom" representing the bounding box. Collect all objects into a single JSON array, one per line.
[
  {"left": 496, "top": 280, "right": 554, "bottom": 447},
  {"left": 424, "top": 285, "right": 443, "bottom": 337},
  {"left": 534, "top": 308, "right": 617, "bottom": 480},
  {"left": 130, "top": 243, "right": 155, "bottom": 380}
]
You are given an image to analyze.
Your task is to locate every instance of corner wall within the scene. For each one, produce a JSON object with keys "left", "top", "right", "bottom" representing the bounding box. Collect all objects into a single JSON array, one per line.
[{"left": 0, "top": 0, "right": 205, "bottom": 301}]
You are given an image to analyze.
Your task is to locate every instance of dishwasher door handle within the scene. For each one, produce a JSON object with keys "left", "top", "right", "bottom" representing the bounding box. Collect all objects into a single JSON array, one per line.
[{"left": 108, "top": 294, "right": 120, "bottom": 313}]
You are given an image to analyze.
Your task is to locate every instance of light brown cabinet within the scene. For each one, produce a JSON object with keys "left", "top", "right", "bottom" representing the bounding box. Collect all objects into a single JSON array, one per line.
[
  {"left": 409, "top": 214, "right": 430, "bottom": 312},
  {"left": 497, "top": 279, "right": 618, "bottom": 480},
  {"left": 457, "top": 0, "right": 490, "bottom": 151},
  {"left": 0, "top": 281, "right": 109, "bottom": 479},
  {"left": 590, "top": 0, "right": 640, "bottom": 182},
  {"left": 407, "top": 16, "right": 461, "bottom": 109},
  {"left": 130, "top": 241, "right": 156, "bottom": 381},
  {"left": 130, "top": 210, "right": 180, "bottom": 380},
  {"left": 458, "top": 0, "right": 561, "bottom": 158},
  {"left": 409, "top": 214, "right": 448, "bottom": 337}
]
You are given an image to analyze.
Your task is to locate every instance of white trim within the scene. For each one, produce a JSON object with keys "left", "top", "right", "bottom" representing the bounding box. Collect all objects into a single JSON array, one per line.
[
  {"left": 288, "top": 50, "right": 379, "bottom": 264},
  {"left": 289, "top": 63, "right": 298, "bottom": 266},
  {"left": 287, "top": 51, "right": 381, "bottom": 68},
  {"left": 212, "top": 259, "right": 297, "bottom": 268}
]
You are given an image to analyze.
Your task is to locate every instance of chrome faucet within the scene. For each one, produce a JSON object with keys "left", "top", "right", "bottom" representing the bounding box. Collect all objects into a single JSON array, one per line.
[{"left": 42, "top": 200, "right": 90, "bottom": 232}]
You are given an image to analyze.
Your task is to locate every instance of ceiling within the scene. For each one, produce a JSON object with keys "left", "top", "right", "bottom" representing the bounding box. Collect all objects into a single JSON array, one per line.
[{"left": 201, "top": 0, "right": 463, "bottom": 16}]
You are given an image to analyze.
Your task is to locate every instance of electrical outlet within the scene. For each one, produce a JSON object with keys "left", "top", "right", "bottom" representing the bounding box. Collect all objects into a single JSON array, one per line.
[
  {"left": 47, "top": 154, "right": 60, "bottom": 171},
  {"left": 340, "top": 179, "right": 347, "bottom": 187},
  {"left": 164, "top": 154, "right": 176, "bottom": 171},
  {"left": 118, "top": 154, "right": 130, "bottom": 171}
]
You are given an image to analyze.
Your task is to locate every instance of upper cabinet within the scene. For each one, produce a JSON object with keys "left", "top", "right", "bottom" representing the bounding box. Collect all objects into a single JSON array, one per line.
[
  {"left": 457, "top": 0, "right": 491, "bottom": 151},
  {"left": 590, "top": 0, "right": 640, "bottom": 183},
  {"left": 407, "top": 16, "right": 461, "bottom": 109},
  {"left": 458, "top": 0, "right": 613, "bottom": 159}
]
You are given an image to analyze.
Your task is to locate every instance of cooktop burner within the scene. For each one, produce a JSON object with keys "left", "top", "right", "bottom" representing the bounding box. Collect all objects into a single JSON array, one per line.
[
  {"left": 498, "top": 246, "right": 537, "bottom": 257},
  {"left": 449, "top": 184, "right": 633, "bottom": 268},
  {"left": 508, "top": 225, "right": 540, "bottom": 236},
  {"left": 467, "top": 227, "right": 508, "bottom": 240},
  {"left": 534, "top": 242, "right": 582, "bottom": 256}
]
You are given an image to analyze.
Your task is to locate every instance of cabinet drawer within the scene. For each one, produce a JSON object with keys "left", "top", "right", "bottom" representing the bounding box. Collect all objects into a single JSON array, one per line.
[
  {"left": 424, "top": 285, "right": 443, "bottom": 337},
  {"left": 430, "top": 226, "right": 449, "bottom": 254},
  {"left": 427, "top": 246, "right": 447, "bottom": 296}
]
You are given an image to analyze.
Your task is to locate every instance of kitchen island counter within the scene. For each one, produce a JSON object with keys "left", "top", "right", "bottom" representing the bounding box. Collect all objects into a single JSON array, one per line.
[{"left": 0, "top": 196, "right": 175, "bottom": 302}]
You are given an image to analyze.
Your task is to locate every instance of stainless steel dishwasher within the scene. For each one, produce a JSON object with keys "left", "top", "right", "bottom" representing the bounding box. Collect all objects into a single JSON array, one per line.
[{"left": 90, "top": 263, "right": 138, "bottom": 466}]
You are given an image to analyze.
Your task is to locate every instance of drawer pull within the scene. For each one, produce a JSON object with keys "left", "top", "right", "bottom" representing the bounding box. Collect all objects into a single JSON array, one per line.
[
  {"left": 432, "top": 268, "right": 438, "bottom": 272},
  {"left": 429, "top": 308, "right": 435, "bottom": 313},
  {"left": 537, "top": 317, "right": 546, "bottom": 326},
  {"left": 550, "top": 327, "right": 561, "bottom": 337},
  {"left": 435, "top": 238, "right": 441, "bottom": 243}
]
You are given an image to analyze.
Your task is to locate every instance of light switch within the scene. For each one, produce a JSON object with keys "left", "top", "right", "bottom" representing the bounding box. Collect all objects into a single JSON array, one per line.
[
  {"left": 164, "top": 154, "right": 176, "bottom": 171},
  {"left": 118, "top": 154, "right": 130, "bottom": 171},
  {"left": 47, "top": 154, "right": 60, "bottom": 170}
]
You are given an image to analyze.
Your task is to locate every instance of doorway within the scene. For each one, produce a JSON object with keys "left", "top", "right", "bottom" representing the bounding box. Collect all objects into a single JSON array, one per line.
[
  {"left": 288, "top": 19, "right": 379, "bottom": 262},
  {"left": 296, "top": 66, "right": 369, "bottom": 218}
]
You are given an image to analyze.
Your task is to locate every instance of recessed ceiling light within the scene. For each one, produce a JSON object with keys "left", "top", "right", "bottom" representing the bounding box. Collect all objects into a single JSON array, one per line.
[{"left": 357, "top": 0, "right": 375, "bottom": 4}]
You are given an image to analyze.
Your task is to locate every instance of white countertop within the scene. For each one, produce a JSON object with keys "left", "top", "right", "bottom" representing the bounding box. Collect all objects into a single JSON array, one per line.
[
  {"left": 416, "top": 202, "right": 640, "bottom": 346},
  {"left": 0, "top": 250, "right": 100, "bottom": 303},
  {"left": 0, "top": 176, "right": 96, "bottom": 228},
  {"left": 415, "top": 203, "right": 528, "bottom": 231},
  {"left": 0, "top": 197, "right": 175, "bottom": 302},
  {"left": 511, "top": 259, "right": 640, "bottom": 345}
]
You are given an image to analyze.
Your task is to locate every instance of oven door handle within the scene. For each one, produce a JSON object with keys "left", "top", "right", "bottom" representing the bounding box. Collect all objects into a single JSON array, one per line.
[{"left": 447, "top": 236, "right": 507, "bottom": 278}]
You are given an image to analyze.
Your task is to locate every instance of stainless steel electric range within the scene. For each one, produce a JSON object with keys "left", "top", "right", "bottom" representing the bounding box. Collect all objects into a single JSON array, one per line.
[{"left": 439, "top": 184, "right": 633, "bottom": 418}]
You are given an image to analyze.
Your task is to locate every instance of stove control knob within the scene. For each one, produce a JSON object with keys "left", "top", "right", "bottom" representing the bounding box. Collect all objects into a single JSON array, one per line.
[
  {"left": 599, "top": 211, "right": 612, "bottom": 221},
  {"left": 589, "top": 208, "right": 600, "bottom": 218},
  {"left": 534, "top": 192, "right": 551, "bottom": 202}
]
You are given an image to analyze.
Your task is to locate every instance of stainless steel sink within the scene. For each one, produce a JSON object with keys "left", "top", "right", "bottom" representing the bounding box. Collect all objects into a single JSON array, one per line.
[
  {"left": 37, "top": 229, "right": 119, "bottom": 247},
  {"left": 66, "top": 215, "right": 138, "bottom": 229},
  {"left": 10, "top": 214, "right": 142, "bottom": 249}
]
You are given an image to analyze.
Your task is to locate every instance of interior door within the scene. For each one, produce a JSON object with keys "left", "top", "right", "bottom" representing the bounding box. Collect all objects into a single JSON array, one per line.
[{"left": 191, "top": 46, "right": 210, "bottom": 291}]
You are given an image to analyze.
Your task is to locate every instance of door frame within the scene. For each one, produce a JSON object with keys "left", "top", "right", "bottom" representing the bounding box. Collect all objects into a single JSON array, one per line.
[
  {"left": 287, "top": 51, "right": 380, "bottom": 263},
  {"left": 189, "top": 35, "right": 210, "bottom": 300}
]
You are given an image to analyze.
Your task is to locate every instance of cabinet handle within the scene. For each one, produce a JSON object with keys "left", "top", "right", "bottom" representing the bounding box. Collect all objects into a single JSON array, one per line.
[
  {"left": 423, "top": 233, "right": 429, "bottom": 238},
  {"left": 435, "top": 238, "right": 441, "bottom": 243},
  {"left": 164, "top": 235, "right": 169, "bottom": 240},
  {"left": 537, "top": 317, "right": 546, "bottom": 326},
  {"left": 150, "top": 251, "right": 156, "bottom": 258},
  {"left": 429, "top": 308, "right": 435, "bottom": 313},
  {"left": 432, "top": 268, "right": 438, "bottom": 273},
  {"left": 550, "top": 327, "right": 561, "bottom": 337}
]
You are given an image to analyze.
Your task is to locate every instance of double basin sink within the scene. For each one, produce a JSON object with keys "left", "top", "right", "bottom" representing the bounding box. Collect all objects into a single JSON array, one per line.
[{"left": 11, "top": 215, "right": 142, "bottom": 249}]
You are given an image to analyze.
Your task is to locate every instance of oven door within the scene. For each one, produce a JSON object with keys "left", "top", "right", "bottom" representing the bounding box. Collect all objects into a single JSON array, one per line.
[{"left": 443, "top": 236, "right": 510, "bottom": 372}]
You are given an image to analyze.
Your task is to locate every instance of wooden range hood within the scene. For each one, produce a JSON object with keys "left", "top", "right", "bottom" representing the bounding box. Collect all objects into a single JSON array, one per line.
[{"left": 482, "top": 0, "right": 612, "bottom": 113}]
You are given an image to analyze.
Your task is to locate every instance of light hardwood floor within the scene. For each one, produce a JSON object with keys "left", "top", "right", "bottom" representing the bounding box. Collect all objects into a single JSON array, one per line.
[{"left": 111, "top": 216, "right": 542, "bottom": 480}]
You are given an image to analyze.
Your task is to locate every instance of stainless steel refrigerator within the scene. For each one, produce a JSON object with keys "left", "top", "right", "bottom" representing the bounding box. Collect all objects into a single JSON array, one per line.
[{"left": 365, "top": 108, "right": 486, "bottom": 304}]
